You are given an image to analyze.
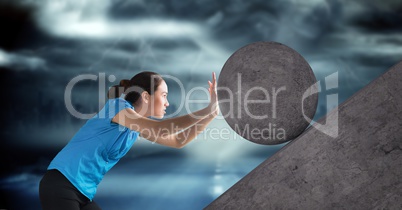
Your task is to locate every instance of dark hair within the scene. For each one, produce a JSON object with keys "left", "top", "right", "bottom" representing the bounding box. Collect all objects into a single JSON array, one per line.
[{"left": 108, "top": 71, "right": 164, "bottom": 105}]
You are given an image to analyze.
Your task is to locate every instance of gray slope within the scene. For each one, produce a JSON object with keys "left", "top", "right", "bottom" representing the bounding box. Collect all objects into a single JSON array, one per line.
[{"left": 206, "top": 62, "right": 402, "bottom": 209}]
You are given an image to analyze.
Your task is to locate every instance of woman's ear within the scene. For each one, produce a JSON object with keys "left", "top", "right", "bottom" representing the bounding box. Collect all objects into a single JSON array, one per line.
[{"left": 141, "top": 91, "right": 150, "bottom": 104}]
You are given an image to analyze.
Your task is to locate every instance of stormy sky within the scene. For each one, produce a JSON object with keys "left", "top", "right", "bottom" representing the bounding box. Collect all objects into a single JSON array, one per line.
[{"left": 0, "top": 0, "right": 401, "bottom": 206}]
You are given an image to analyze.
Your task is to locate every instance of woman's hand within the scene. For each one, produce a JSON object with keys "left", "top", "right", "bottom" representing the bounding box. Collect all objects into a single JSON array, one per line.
[{"left": 208, "top": 72, "right": 219, "bottom": 117}]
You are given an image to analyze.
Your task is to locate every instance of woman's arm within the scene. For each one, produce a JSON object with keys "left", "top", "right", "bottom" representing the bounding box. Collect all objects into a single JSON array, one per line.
[
  {"left": 112, "top": 72, "right": 219, "bottom": 147},
  {"left": 169, "top": 76, "right": 219, "bottom": 148},
  {"left": 174, "top": 112, "right": 217, "bottom": 148},
  {"left": 160, "top": 73, "right": 219, "bottom": 148},
  {"left": 113, "top": 105, "right": 214, "bottom": 137},
  {"left": 142, "top": 112, "right": 216, "bottom": 149}
]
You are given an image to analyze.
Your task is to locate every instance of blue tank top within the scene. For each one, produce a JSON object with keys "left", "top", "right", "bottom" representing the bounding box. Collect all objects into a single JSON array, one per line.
[{"left": 48, "top": 98, "right": 139, "bottom": 201}]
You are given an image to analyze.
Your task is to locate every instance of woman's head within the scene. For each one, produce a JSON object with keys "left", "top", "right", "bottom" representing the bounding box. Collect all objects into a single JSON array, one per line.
[{"left": 108, "top": 71, "right": 169, "bottom": 119}]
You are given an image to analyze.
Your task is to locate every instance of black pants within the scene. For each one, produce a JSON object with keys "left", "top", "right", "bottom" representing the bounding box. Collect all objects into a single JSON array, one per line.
[{"left": 39, "top": 169, "right": 101, "bottom": 210}]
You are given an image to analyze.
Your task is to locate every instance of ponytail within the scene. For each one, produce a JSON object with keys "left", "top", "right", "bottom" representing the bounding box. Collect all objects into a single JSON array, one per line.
[{"left": 107, "top": 79, "right": 131, "bottom": 99}]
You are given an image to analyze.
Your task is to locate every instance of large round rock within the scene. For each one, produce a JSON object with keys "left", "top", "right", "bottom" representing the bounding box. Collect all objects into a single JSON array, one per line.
[{"left": 218, "top": 42, "right": 318, "bottom": 145}]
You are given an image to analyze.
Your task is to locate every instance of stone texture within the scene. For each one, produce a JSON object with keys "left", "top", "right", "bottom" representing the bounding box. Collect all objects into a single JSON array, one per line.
[
  {"left": 206, "top": 62, "right": 402, "bottom": 209},
  {"left": 218, "top": 41, "right": 318, "bottom": 145}
]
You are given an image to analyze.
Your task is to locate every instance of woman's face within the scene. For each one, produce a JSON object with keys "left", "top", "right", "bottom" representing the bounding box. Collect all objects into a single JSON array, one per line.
[{"left": 150, "top": 80, "right": 169, "bottom": 119}]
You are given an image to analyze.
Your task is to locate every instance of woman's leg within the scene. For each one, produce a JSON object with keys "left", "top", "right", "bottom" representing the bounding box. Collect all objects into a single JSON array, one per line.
[
  {"left": 81, "top": 201, "right": 102, "bottom": 210},
  {"left": 39, "top": 169, "right": 98, "bottom": 210}
]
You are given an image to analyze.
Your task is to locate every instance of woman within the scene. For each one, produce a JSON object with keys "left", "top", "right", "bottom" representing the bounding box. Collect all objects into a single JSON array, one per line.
[{"left": 39, "top": 71, "right": 219, "bottom": 210}]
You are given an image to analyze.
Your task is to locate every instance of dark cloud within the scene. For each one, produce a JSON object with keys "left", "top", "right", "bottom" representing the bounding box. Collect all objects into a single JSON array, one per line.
[
  {"left": 0, "top": 2, "right": 35, "bottom": 51},
  {"left": 350, "top": 9, "right": 402, "bottom": 32},
  {"left": 109, "top": 0, "right": 224, "bottom": 20},
  {"left": 0, "top": 1, "right": 58, "bottom": 50}
]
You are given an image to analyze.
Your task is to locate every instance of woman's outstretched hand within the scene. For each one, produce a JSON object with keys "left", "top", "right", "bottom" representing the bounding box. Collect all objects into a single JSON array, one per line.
[{"left": 208, "top": 72, "right": 219, "bottom": 117}]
